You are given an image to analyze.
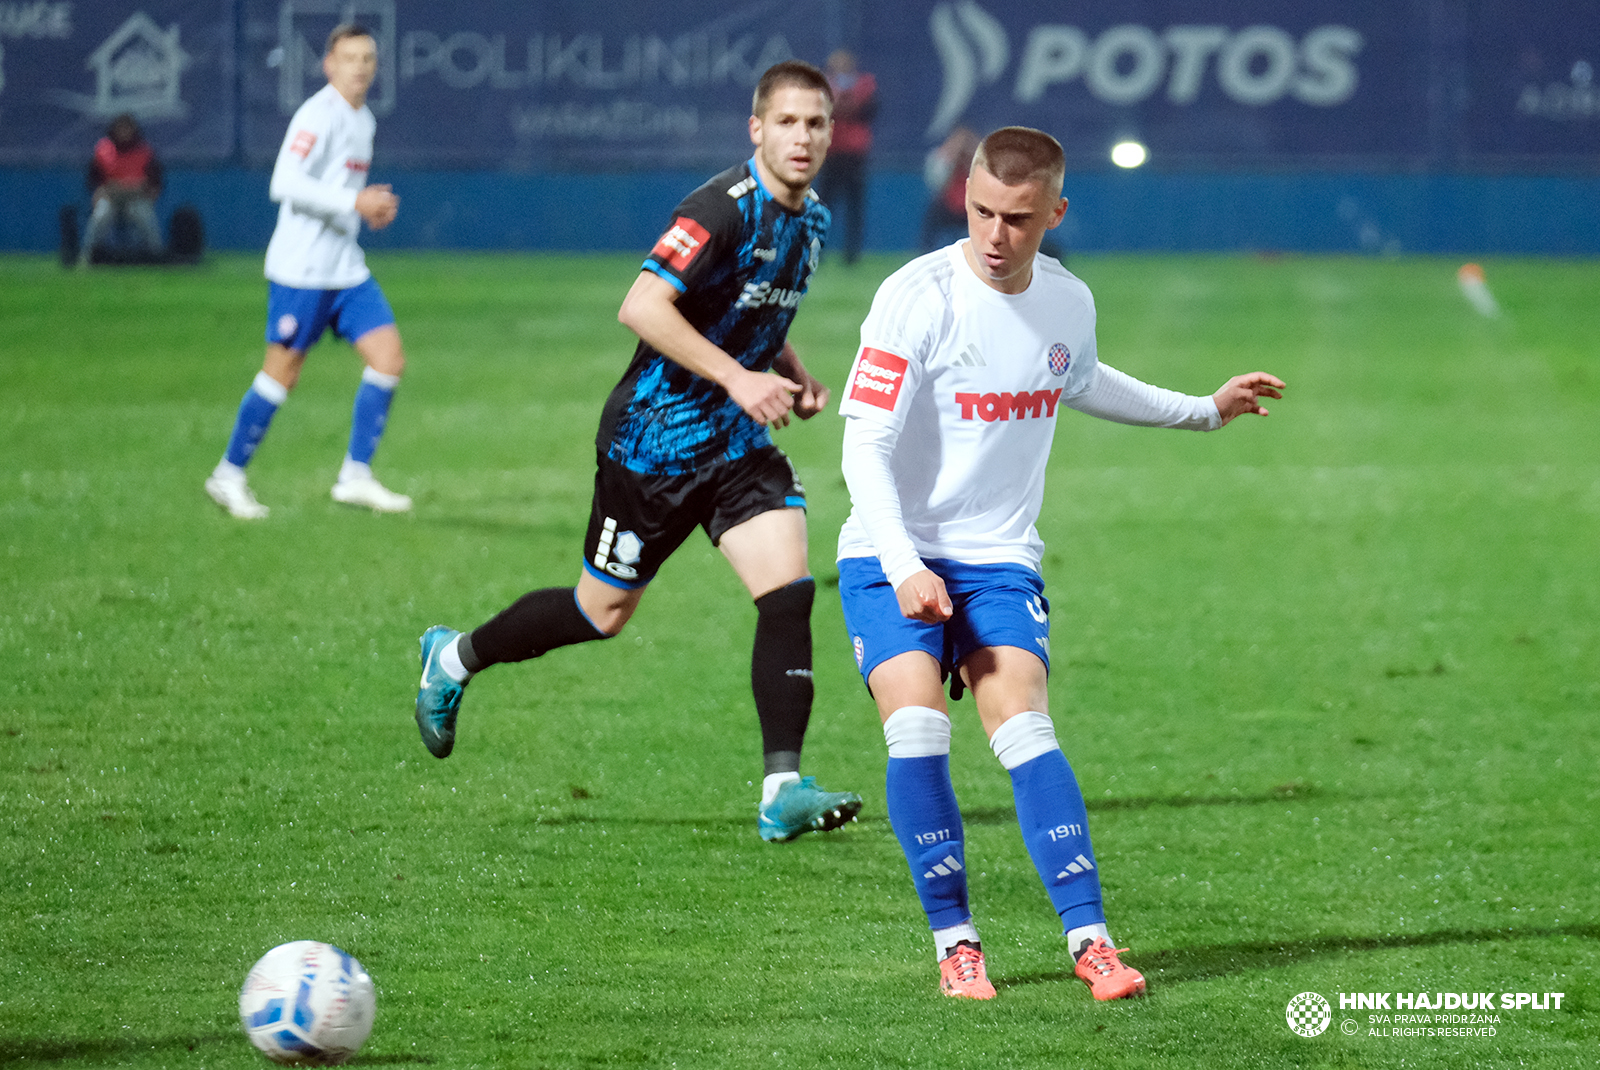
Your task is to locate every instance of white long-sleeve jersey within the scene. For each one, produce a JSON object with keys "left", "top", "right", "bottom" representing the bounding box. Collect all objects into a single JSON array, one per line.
[
  {"left": 837, "top": 242, "right": 1222, "bottom": 588},
  {"left": 263, "top": 84, "right": 375, "bottom": 290}
]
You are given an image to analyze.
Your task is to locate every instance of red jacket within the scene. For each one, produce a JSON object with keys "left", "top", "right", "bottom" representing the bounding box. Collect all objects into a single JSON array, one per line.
[
  {"left": 90, "top": 137, "right": 160, "bottom": 191},
  {"left": 828, "top": 71, "right": 877, "bottom": 156}
]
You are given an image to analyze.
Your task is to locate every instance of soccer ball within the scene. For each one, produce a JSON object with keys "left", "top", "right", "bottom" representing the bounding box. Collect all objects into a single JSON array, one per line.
[{"left": 239, "top": 941, "right": 375, "bottom": 1065}]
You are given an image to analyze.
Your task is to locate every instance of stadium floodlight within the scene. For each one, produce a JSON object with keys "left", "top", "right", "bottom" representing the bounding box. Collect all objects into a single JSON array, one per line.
[{"left": 1110, "top": 140, "right": 1148, "bottom": 168}]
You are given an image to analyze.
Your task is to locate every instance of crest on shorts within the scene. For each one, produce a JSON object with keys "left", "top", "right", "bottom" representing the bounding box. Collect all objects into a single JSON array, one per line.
[
  {"left": 1047, "top": 342, "right": 1071, "bottom": 376},
  {"left": 275, "top": 314, "right": 299, "bottom": 342}
]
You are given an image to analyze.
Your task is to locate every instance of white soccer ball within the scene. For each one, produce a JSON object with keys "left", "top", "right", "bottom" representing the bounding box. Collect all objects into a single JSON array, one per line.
[{"left": 239, "top": 941, "right": 375, "bottom": 1065}]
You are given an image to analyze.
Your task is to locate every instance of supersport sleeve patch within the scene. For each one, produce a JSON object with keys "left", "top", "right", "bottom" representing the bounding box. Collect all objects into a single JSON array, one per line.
[
  {"left": 649, "top": 217, "right": 712, "bottom": 274},
  {"left": 846, "top": 347, "right": 910, "bottom": 412},
  {"left": 289, "top": 130, "right": 317, "bottom": 158}
]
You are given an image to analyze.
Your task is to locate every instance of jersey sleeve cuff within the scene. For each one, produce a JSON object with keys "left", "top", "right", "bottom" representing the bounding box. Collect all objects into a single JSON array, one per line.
[{"left": 640, "top": 260, "right": 688, "bottom": 293}]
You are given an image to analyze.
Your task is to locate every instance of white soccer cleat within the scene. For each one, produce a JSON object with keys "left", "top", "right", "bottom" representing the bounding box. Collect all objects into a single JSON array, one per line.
[
  {"left": 331, "top": 474, "right": 413, "bottom": 513},
  {"left": 205, "top": 471, "right": 269, "bottom": 519}
]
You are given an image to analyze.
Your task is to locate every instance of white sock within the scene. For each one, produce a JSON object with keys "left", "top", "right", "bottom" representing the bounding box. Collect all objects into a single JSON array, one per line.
[
  {"left": 361, "top": 366, "right": 400, "bottom": 390},
  {"left": 439, "top": 635, "right": 471, "bottom": 683},
  {"left": 933, "top": 919, "right": 981, "bottom": 961},
  {"left": 251, "top": 370, "right": 290, "bottom": 405},
  {"left": 761, "top": 771, "right": 800, "bottom": 807},
  {"left": 1067, "top": 922, "right": 1112, "bottom": 958},
  {"left": 212, "top": 459, "right": 247, "bottom": 481},
  {"left": 338, "top": 457, "right": 373, "bottom": 484},
  {"left": 882, "top": 705, "right": 950, "bottom": 758},
  {"left": 989, "top": 710, "right": 1060, "bottom": 770}
]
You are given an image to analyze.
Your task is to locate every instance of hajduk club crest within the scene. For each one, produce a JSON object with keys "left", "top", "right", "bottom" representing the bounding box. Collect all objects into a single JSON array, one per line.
[{"left": 1047, "top": 342, "right": 1071, "bottom": 376}]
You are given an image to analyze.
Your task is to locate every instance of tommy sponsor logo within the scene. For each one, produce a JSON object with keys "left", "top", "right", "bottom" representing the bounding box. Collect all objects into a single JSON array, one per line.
[
  {"left": 735, "top": 280, "right": 803, "bottom": 310},
  {"left": 1055, "top": 852, "right": 1095, "bottom": 879},
  {"left": 785, "top": 668, "right": 814, "bottom": 679},
  {"left": 593, "top": 517, "right": 643, "bottom": 580},
  {"left": 289, "top": 129, "right": 317, "bottom": 157},
  {"left": 925, "top": 853, "right": 964, "bottom": 879},
  {"left": 956, "top": 389, "right": 1063, "bottom": 421},
  {"left": 848, "top": 347, "right": 908, "bottom": 410},
  {"left": 651, "top": 217, "right": 710, "bottom": 273}
]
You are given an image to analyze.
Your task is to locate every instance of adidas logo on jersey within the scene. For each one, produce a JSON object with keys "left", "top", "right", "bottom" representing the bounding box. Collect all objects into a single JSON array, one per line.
[
  {"left": 955, "top": 344, "right": 987, "bottom": 366},
  {"left": 956, "top": 389, "right": 1064, "bottom": 421},
  {"left": 1055, "top": 853, "right": 1096, "bottom": 879}
]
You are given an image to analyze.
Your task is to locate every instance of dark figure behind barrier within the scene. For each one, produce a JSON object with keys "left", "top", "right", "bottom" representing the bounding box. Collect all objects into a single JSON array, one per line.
[
  {"left": 816, "top": 49, "right": 876, "bottom": 265},
  {"left": 80, "top": 114, "right": 164, "bottom": 265}
]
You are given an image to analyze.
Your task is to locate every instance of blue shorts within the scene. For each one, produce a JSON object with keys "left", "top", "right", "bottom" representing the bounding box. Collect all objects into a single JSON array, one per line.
[
  {"left": 265, "top": 277, "right": 394, "bottom": 352},
  {"left": 837, "top": 556, "right": 1050, "bottom": 692}
]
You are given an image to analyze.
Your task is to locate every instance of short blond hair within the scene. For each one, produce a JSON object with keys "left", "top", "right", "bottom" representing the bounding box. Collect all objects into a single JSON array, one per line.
[{"left": 972, "top": 127, "right": 1065, "bottom": 196}]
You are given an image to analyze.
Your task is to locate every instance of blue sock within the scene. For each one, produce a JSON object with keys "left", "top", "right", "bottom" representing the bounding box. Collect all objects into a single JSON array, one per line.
[
  {"left": 348, "top": 369, "right": 398, "bottom": 465},
  {"left": 224, "top": 372, "right": 287, "bottom": 468},
  {"left": 886, "top": 754, "right": 970, "bottom": 930},
  {"left": 1009, "top": 748, "right": 1106, "bottom": 933}
]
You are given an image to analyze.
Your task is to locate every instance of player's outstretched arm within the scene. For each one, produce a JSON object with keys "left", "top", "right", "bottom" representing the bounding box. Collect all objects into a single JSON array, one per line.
[
  {"left": 1212, "top": 372, "right": 1286, "bottom": 427},
  {"left": 618, "top": 272, "right": 801, "bottom": 425}
]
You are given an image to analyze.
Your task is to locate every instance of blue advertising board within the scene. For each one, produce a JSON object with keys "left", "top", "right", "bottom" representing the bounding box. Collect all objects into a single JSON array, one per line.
[
  {"left": 0, "top": 0, "right": 234, "bottom": 164},
  {"left": 1, "top": 0, "right": 1596, "bottom": 170}
]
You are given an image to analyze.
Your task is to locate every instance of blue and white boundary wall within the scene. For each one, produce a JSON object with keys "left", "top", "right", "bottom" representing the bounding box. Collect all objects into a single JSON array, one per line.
[{"left": 3, "top": 0, "right": 1598, "bottom": 252}]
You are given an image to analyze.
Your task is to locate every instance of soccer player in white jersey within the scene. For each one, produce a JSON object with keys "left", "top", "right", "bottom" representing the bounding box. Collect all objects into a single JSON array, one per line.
[
  {"left": 205, "top": 23, "right": 410, "bottom": 519},
  {"left": 836, "top": 126, "right": 1286, "bottom": 1001}
]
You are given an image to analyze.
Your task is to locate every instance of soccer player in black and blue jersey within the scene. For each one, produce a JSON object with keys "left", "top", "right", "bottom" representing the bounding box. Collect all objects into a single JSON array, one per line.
[{"left": 414, "top": 61, "right": 863, "bottom": 842}]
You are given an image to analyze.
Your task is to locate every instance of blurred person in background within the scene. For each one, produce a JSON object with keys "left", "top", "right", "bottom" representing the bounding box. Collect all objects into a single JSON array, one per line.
[
  {"left": 204, "top": 24, "right": 410, "bottom": 520},
  {"left": 816, "top": 49, "right": 876, "bottom": 265},
  {"left": 920, "top": 124, "right": 977, "bottom": 253},
  {"left": 80, "top": 113, "right": 164, "bottom": 265}
]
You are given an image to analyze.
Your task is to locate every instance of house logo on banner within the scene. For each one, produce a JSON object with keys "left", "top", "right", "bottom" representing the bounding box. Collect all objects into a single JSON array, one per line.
[
  {"left": 44, "top": 10, "right": 191, "bottom": 119},
  {"left": 925, "top": 0, "right": 1365, "bottom": 139}
]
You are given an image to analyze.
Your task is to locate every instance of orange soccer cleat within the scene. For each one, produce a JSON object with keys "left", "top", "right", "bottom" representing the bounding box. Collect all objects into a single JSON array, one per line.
[
  {"left": 1073, "top": 937, "right": 1147, "bottom": 1001},
  {"left": 939, "top": 941, "right": 996, "bottom": 1000}
]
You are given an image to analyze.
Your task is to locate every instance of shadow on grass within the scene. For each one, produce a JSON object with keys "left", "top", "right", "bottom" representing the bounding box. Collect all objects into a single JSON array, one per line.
[
  {"left": 0, "top": 1032, "right": 232, "bottom": 1065},
  {"left": 513, "top": 786, "right": 1319, "bottom": 832},
  {"left": 0, "top": 1032, "right": 436, "bottom": 1066},
  {"left": 960, "top": 786, "right": 1320, "bottom": 827},
  {"left": 1005, "top": 924, "right": 1600, "bottom": 988}
]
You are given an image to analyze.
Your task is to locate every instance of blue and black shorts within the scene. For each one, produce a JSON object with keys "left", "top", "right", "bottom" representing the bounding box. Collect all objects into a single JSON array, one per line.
[{"left": 583, "top": 445, "right": 806, "bottom": 590}]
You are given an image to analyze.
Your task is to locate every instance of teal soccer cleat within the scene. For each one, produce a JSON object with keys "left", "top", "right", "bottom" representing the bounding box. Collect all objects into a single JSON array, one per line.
[
  {"left": 758, "top": 776, "right": 863, "bottom": 842},
  {"left": 415, "top": 626, "right": 466, "bottom": 758}
]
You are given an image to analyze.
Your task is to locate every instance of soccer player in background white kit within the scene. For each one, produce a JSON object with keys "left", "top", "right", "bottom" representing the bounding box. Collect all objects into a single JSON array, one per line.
[
  {"left": 836, "top": 127, "right": 1286, "bottom": 1001},
  {"left": 205, "top": 23, "right": 411, "bottom": 519}
]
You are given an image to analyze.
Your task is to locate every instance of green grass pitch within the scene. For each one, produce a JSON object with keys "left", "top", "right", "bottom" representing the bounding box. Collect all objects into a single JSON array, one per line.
[{"left": 2, "top": 250, "right": 1596, "bottom": 1069}]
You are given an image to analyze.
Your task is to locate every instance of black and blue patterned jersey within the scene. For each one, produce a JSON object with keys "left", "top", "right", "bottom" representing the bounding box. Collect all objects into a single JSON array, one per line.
[{"left": 597, "top": 158, "right": 830, "bottom": 475}]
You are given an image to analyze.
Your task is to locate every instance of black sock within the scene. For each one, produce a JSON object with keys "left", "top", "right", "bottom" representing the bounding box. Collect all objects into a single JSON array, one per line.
[
  {"left": 468, "top": 587, "right": 609, "bottom": 668},
  {"left": 751, "top": 577, "right": 815, "bottom": 772}
]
